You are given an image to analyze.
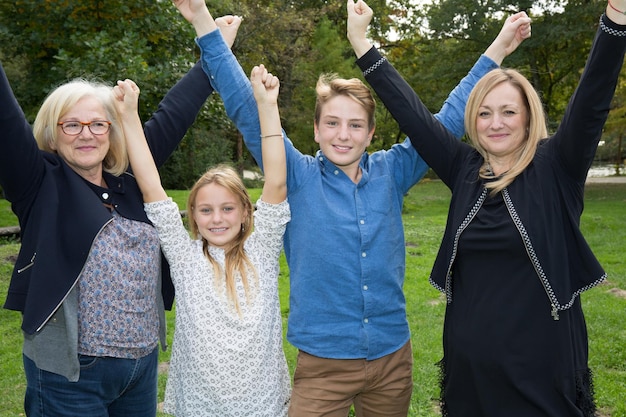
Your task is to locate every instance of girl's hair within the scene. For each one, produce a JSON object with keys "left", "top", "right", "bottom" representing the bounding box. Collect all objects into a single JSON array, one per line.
[
  {"left": 465, "top": 68, "right": 548, "bottom": 195},
  {"left": 187, "top": 164, "right": 257, "bottom": 314},
  {"left": 315, "top": 73, "right": 376, "bottom": 131},
  {"left": 32, "top": 79, "right": 129, "bottom": 176}
]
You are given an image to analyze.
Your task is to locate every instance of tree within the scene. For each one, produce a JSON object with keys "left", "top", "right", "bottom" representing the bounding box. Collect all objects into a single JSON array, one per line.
[
  {"left": 0, "top": 0, "right": 238, "bottom": 189},
  {"left": 382, "top": 0, "right": 603, "bottom": 135},
  {"left": 3, "top": 0, "right": 621, "bottom": 190}
]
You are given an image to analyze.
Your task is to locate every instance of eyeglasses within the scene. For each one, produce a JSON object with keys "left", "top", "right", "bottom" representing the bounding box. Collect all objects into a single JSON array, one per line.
[{"left": 57, "top": 120, "right": 112, "bottom": 136}]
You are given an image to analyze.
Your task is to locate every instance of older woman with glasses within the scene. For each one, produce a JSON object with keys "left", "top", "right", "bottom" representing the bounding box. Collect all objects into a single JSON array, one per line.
[{"left": 0, "top": 10, "right": 235, "bottom": 417}]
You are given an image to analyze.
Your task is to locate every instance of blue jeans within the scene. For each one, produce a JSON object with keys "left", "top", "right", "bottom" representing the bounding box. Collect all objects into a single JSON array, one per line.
[{"left": 24, "top": 347, "right": 158, "bottom": 417}]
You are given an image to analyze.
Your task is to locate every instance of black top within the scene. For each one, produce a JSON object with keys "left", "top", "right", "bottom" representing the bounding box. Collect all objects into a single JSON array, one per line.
[
  {"left": 356, "top": 13, "right": 626, "bottom": 417},
  {"left": 442, "top": 192, "right": 591, "bottom": 416}
]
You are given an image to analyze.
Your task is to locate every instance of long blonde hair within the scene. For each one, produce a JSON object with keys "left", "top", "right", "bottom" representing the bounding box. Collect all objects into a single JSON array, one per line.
[
  {"left": 465, "top": 68, "right": 548, "bottom": 194},
  {"left": 187, "top": 164, "right": 257, "bottom": 314},
  {"left": 32, "top": 79, "right": 128, "bottom": 176}
]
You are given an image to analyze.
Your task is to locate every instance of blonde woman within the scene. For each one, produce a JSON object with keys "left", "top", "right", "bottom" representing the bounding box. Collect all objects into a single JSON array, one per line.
[{"left": 348, "top": 0, "right": 625, "bottom": 415}]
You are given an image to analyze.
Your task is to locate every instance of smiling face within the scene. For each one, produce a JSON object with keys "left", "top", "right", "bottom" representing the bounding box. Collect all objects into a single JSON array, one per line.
[
  {"left": 51, "top": 96, "right": 111, "bottom": 182},
  {"left": 314, "top": 94, "right": 374, "bottom": 181},
  {"left": 475, "top": 82, "right": 529, "bottom": 173},
  {"left": 191, "top": 182, "right": 248, "bottom": 250}
]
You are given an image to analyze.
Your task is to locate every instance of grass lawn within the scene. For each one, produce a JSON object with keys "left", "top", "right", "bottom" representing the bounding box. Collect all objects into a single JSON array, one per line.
[{"left": 1, "top": 180, "right": 625, "bottom": 416}]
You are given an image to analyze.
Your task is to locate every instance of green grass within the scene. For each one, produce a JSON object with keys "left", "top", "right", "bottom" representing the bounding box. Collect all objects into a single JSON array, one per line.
[
  {"left": 1, "top": 180, "right": 625, "bottom": 416},
  {"left": 0, "top": 199, "right": 17, "bottom": 229}
]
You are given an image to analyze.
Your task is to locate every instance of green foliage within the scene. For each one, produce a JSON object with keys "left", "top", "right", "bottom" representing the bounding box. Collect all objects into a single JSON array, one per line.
[
  {"left": 0, "top": 0, "right": 219, "bottom": 189},
  {"left": 159, "top": 99, "right": 237, "bottom": 189},
  {"left": 2, "top": 0, "right": 625, "bottom": 186},
  {"left": 0, "top": 243, "right": 26, "bottom": 417},
  {"left": 286, "top": 15, "right": 362, "bottom": 154},
  {"left": 0, "top": 1, "right": 191, "bottom": 120},
  {"left": 383, "top": 0, "right": 607, "bottom": 138},
  {"left": 0, "top": 198, "right": 18, "bottom": 228}
]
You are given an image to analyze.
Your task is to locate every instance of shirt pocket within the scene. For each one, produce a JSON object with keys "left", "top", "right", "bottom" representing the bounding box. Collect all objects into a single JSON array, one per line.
[{"left": 363, "top": 176, "right": 395, "bottom": 215}]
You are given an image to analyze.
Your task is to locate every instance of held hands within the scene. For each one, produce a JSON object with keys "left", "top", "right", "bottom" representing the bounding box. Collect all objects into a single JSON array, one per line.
[
  {"left": 171, "top": 0, "right": 211, "bottom": 25},
  {"left": 172, "top": 0, "right": 241, "bottom": 49},
  {"left": 112, "top": 79, "right": 140, "bottom": 116},
  {"left": 485, "top": 12, "right": 532, "bottom": 65},
  {"left": 172, "top": 0, "right": 216, "bottom": 38},
  {"left": 250, "top": 65, "right": 280, "bottom": 107},
  {"left": 347, "top": 0, "right": 374, "bottom": 59}
]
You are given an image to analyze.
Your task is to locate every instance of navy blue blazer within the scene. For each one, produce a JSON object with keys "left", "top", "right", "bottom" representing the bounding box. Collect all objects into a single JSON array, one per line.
[{"left": 0, "top": 61, "right": 214, "bottom": 335}]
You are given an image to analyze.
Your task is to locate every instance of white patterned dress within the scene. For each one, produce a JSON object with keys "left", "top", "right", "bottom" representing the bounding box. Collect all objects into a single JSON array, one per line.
[{"left": 145, "top": 198, "right": 291, "bottom": 417}]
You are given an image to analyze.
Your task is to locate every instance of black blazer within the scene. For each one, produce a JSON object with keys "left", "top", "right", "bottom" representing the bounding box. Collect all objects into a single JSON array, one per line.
[
  {"left": 357, "top": 15, "right": 626, "bottom": 315},
  {"left": 0, "top": 61, "right": 214, "bottom": 334}
]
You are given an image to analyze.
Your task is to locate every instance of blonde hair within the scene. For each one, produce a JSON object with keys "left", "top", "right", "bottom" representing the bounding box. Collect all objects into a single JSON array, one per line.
[
  {"left": 315, "top": 73, "right": 376, "bottom": 131},
  {"left": 32, "top": 79, "right": 128, "bottom": 176},
  {"left": 187, "top": 164, "right": 257, "bottom": 315},
  {"left": 465, "top": 68, "right": 548, "bottom": 195}
]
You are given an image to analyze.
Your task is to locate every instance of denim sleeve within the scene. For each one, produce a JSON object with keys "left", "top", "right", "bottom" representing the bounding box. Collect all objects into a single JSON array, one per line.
[
  {"left": 196, "top": 31, "right": 264, "bottom": 168},
  {"left": 434, "top": 54, "right": 498, "bottom": 139}
]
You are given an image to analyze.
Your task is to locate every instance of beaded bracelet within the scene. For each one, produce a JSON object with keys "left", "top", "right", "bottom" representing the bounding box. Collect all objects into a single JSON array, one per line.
[{"left": 260, "top": 134, "right": 283, "bottom": 139}]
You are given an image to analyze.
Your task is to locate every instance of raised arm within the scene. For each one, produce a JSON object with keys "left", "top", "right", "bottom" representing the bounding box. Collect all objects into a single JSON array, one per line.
[
  {"left": 555, "top": 1, "right": 626, "bottom": 180},
  {"left": 113, "top": 80, "right": 168, "bottom": 203},
  {"left": 347, "top": 0, "right": 531, "bottom": 138},
  {"left": 0, "top": 63, "right": 43, "bottom": 206},
  {"left": 173, "top": 0, "right": 240, "bottom": 48},
  {"left": 172, "top": 0, "right": 217, "bottom": 37},
  {"left": 347, "top": 0, "right": 529, "bottom": 63},
  {"left": 250, "top": 65, "right": 287, "bottom": 204}
]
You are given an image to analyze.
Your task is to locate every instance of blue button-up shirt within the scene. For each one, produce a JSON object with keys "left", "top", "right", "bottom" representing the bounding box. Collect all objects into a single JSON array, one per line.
[{"left": 198, "top": 31, "right": 497, "bottom": 360}]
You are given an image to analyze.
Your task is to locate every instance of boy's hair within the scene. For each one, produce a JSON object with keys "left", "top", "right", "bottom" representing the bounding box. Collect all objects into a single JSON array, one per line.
[
  {"left": 187, "top": 164, "right": 257, "bottom": 314},
  {"left": 314, "top": 73, "right": 376, "bottom": 131},
  {"left": 32, "top": 79, "right": 128, "bottom": 176},
  {"left": 465, "top": 68, "right": 548, "bottom": 194}
]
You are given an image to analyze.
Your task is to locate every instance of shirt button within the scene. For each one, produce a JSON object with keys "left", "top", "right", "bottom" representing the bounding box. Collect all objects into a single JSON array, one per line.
[
  {"left": 334, "top": 170, "right": 339, "bottom": 175},
  {"left": 363, "top": 285, "right": 368, "bottom": 291},
  {"left": 362, "top": 252, "right": 367, "bottom": 258},
  {"left": 364, "top": 318, "right": 369, "bottom": 324},
  {"left": 360, "top": 219, "right": 365, "bottom": 225}
]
